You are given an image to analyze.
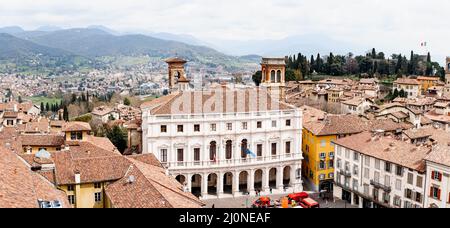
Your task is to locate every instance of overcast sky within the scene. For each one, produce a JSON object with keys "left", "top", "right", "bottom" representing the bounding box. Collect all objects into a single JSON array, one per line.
[{"left": 1, "top": 0, "right": 448, "bottom": 61}]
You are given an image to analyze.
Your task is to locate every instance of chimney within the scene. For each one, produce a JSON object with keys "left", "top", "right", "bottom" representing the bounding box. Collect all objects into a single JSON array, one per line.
[{"left": 74, "top": 171, "right": 81, "bottom": 184}]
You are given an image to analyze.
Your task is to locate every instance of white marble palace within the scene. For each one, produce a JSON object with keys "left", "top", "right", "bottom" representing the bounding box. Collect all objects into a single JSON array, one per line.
[{"left": 141, "top": 57, "right": 303, "bottom": 199}]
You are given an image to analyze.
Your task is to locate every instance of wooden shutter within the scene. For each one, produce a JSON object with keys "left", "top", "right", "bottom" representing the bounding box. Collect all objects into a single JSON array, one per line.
[
  {"left": 438, "top": 173, "right": 443, "bottom": 182},
  {"left": 431, "top": 171, "right": 435, "bottom": 180},
  {"left": 430, "top": 187, "right": 434, "bottom": 197},
  {"left": 438, "top": 189, "right": 441, "bottom": 200}
]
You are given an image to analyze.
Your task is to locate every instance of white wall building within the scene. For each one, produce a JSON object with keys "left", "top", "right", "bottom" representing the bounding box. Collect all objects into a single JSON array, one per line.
[
  {"left": 140, "top": 57, "right": 303, "bottom": 199},
  {"left": 333, "top": 132, "right": 428, "bottom": 208},
  {"left": 141, "top": 89, "right": 303, "bottom": 199}
]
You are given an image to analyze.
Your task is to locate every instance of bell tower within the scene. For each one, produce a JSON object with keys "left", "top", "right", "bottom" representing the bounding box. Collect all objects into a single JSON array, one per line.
[
  {"left": 165, "top": 57, "right": 189, "bottom": 93},
  {"left": 260, "top": 57, "right": 286, "bottom": 101}
]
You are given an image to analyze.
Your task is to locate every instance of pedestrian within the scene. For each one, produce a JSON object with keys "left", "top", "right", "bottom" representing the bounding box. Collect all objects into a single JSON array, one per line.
[
  {"left": 270, "top": 187, "right": 273, "bottom": 194},
  {"left": 212, "top": 204, "right": 215, "bottom": 208}
]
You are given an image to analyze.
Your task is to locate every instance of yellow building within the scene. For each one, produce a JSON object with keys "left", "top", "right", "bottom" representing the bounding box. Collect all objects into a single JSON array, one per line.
[
  {"left": 20, "top": 134, "right": 65, "bottom": 154},
  {"left": 302, "top": 113, "right": 367, "bottom": 192},
  {"left": 417, "top": 76, "right": 440, "bottom": 93}
]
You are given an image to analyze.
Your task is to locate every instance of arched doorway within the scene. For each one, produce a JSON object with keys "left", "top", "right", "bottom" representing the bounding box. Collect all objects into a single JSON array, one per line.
[
  {"left": 269, "top": 168, "right": 277, "bottom": 189},
  {"left": 225, "top": 140, "right": 232, "bottom": 160},
  {"left": 271, "top": 70, "right": 276, "bottom": 82},
  {"left": 207, "top": 173, "right": 218, "bottom": 196},
  {"left": 276, "top": 70, "right": 282, "bottom": 82},
  {"left": 241, "top": 139, "right": 248, "bottom": 159},
  {"left": 254, "top": 169, "right": 263, "bottom": 191},
  {"left": 175, "top": 175, "right": 186, "bottom": 185},
  {"left": 223, "top": 172, "right": 233, "bottom": 194},
  {"left": 191, "top": 174, "right": 202, "bottom": 197},
  {"left": 283, "top": 166, "right": 291, "bottom": 187},
  {"left": 210, "top": 141, "right": 217, "bottom": 161},
  {"left": 239, "top": 171, "right": 248, "bottom": 193}
]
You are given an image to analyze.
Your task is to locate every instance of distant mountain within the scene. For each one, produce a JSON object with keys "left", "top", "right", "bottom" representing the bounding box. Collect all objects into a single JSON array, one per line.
[
  {"left": 0, "top": 26, "right": 259, "bottom": 73},
  {"left": 87, "top": 25, "right": 121, "bottom": 35},
  {"left": 36, "top": 26, "right": 63, "bottom": 32},
  {"left": 0, "top": 33, "right": 71, "bottom": 59},
  {"left": 146, "top": 32, "right": 208, "bottom": 46},
  {"left": 0, "top": 33, "right": 93, "bottom": 73},
  {"left": 0, "top": 26, "right": 25, "bottom": 35},
  {"left": 14, "top": 28, "right": 254, "bottom": 69}
]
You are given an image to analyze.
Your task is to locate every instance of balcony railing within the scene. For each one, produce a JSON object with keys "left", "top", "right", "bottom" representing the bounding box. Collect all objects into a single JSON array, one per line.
[
  {"left": 162, "top": 153, "right": 302, "bottom": 169},
  {"left": 370, "top": 180, "right": 392, "bottom": 193}
]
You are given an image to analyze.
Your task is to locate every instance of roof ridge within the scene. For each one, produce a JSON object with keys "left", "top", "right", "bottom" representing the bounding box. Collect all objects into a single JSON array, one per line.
[{"left": 128, "top": 158, "right": 203, "bottom": 206}]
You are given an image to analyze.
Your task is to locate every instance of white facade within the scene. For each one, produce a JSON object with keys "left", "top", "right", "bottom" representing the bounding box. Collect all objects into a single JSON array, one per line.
[
  {"left": 333, "top": 145, "right": 426, "bottom": 208},
  {"left": 142, "top": 108, "right": 303, "bottom": 199},
  {"left": 424, "top": 161, "right": 450, "bottom": 208}
]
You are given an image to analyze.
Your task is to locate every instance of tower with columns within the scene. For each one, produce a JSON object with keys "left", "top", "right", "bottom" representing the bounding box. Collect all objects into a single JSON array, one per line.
[
  {"left": 165, "top": 57, "right": 190, "bottom": 93},
  {"left": 260, "top": 57, "right": 286, "bottom": 101}
]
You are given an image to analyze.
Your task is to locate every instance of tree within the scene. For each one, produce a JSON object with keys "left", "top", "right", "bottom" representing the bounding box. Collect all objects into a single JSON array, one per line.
[
  {"left": 426, "top": 52, "right": 433, "bottom": 76},
  {"left": 63, "top": 105, "right": 69, "bottom": 121},
  {"left": 18, "top": 96, "right": 23, "bottom": 104},
  {"left": 106, "top": 126, "right": 128, "bottom": 154},
  {"left": 252, "top": 71, "right": 262, "bottom": 86},
  {"left": 123, "top": 97, "right": 131, "bottom": 106},
  {"left": 45, "top": 103, "right": 50, "bottom": 112},
  {"left": 162, "top": 89, "right": 169, "bottom": 96},
  {"left": 40, "top": 102, "right": 44, "bottom": 113}
]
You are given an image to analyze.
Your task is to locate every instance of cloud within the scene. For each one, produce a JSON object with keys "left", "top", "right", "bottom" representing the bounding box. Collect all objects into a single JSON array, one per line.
[{"left": 0, "top": 0, "right": 448, "bottom": 60}]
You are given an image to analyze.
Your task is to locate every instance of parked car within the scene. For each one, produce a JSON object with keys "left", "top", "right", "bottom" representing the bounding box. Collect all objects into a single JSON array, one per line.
[
  {"left": 298, "top": 198, "right": 320, "bottom": 208},
  {"left": 287, "top": 192, "right": 309, "bottom": 204}
]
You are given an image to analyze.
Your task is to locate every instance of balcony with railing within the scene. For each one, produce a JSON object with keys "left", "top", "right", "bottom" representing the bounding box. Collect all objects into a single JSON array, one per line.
[
  {"left": 370, "top": 180, "right": 392, "bottom": 193},
  {"left": 162, "top": 153, "right": 302, "bottom": 170}
]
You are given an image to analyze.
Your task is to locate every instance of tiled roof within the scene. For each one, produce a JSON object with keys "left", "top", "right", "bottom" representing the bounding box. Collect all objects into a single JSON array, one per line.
[
  {"left": 105, "top": 157, "right": 204, "bottom": 208},
  {"left": 0, "top": 146, "right": 70, "bottom": 208},
  {"left": 91, "top": 106, "right": 116, "bottom": 116},
  {"left": 394, "top": 78, "right": 420, "bottom": 85},
  {"left": 165, "top": 57, "right": 187, "bottom": 63},
  {"left": 425, "top": 129, "right": 450, "bottom": 167},
  {"left": 20, "top": 134, "right": 65, "bottom": 147},
  {"left": 334, "top": 131, "right": 431, "bottom": 172},
  {"left": 62, "top": 122, "right": 92, "bottom": 132},
  {"left": 142, "top": 88, "right": 293, "bottom": 115},
  {"left": 304, "top": 115, "right": 368, "bottom": 136},
  {"left": 300, "top": 105, "right": 327, "bottom": 125}
]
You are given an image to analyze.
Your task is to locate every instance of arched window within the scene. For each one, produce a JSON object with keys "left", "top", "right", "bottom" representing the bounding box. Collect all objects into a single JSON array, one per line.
[
  {"left": 226, "top": 140, "right": 233, "bottom": 160},
  {"left": 210, "top": 141, "right": 217, "bottom": 161},
  {"left": 277, "top": 70, "right": 282, "bottom": 83},
  {"left": 241, "top": 139, "right": 248, "bottom": 158},
  {"left": 448, "top": 63, "right": 450, "bottom": 70},
  {"left": 271, "top": 70, "right": 276, "bottom": 83}
]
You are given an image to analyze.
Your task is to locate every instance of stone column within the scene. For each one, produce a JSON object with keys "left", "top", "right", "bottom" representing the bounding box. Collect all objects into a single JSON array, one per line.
[
  {"left": 262, "top": 168, "right": 270, "bottom": 193},
  {"left": 248, "top": 169, "right": 255, "bottom": 196},
  {"left": 217, "top": 172, "right": 224, "bottom": 198},
  {"left": 233, "top": 171, "right": 240, "bottom": 197},
  {"left": 186, "top": 174, "right": 192, "bottom": 193},
  {"left": 276, "top": 166, "right": 284, "bottom": 191},
  {"left": 201, "top": 173, "right": 208, "bottom": 199}
]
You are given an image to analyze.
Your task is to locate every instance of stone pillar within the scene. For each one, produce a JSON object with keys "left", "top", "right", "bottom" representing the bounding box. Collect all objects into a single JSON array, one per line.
[
  {"left": 290, "top": 164, "right": 303, "bottom": 192},
  {"left": 201, "top": 174, "right": 208, "bottom": 199},
  {"left": 186, "top": 174, "right": 192, "bottom": 193},
  {"left": 233, "top": 171, "right": 240, "bottom": 197},
  {"left": 262, "top": 168, "right": 270, "bottom": 193},
  {"left": 217, "top": 172, "right": 224, "bottom": 198},
  {"left": 276, "top": 166, "right": 284, "bottom": 191},
  {"left": 248, "top": 169, "right": 255, "bottom": 196}
]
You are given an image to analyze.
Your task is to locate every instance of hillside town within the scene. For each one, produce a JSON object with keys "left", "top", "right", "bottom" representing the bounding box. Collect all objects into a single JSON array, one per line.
[{"left": 1, "top": 55, "right": 449, "bottom": 209}]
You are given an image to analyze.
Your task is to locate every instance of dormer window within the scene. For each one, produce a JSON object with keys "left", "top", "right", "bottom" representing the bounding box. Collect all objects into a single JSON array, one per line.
[{"left": 70, "top": 131, "right": 83, "bottom": 140}]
